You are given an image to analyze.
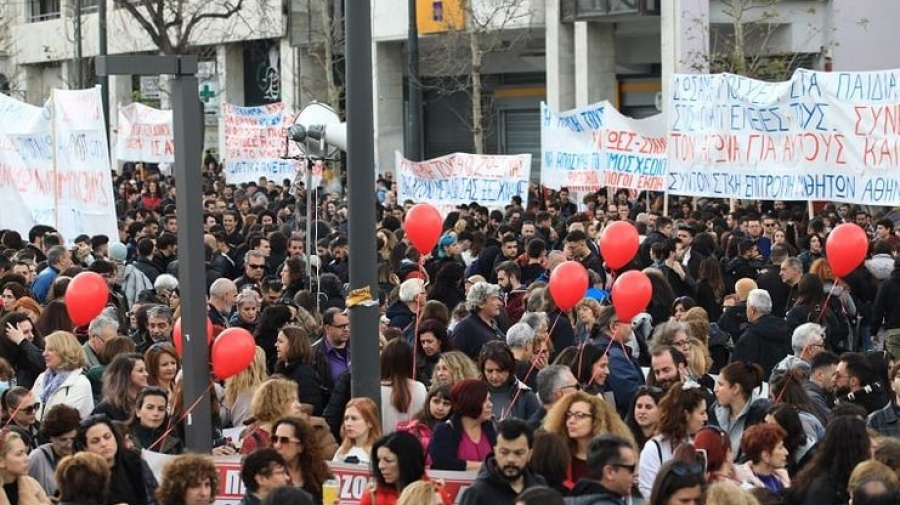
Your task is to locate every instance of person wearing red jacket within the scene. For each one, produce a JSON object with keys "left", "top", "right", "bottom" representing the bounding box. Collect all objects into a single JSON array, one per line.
[{"left": 360, "top": 432, "right": 450, "bottom": 505}]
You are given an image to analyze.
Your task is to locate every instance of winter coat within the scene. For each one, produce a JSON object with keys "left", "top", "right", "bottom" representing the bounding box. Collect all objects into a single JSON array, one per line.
[
  {"left": 31, "top": 369, "right": 94, "bottom": 422},
  {"left": 732, "top": 315, "right": 792, "bottom": 378},
  {"left": 451, "top": 314, "right": 505, "bottom": 361},
  {"left": 0, "top": 475, "right": 50, "bottom": 505},
  {"left": 487, "top": 379, "right": 540, "bottom": 422},
  {"left": 592, "top": 334, "right": 644, "bottom": 417},
  {"left": 429, "top": 414, "right": 497, "bottom": 471},
  {"left": 460, "top": 456, "right": 547, "bottom": 505},
  {"left": 27, "top": 444, "right": 62, "bottom": 500},
  {"left": 709, "top": 397, "right": 771, "bottom": 462},
  {"left": 873, "top": 267, "right": 900, "bottom": 331},
  {"left": 276, "top": 359, "right": 324, "bottom": 416},
  {"left": 563, "top": 480, "right": 628, "bottom": 505},
  {"left": 867, "top": 401, "right": 900, "bottom": 438}
]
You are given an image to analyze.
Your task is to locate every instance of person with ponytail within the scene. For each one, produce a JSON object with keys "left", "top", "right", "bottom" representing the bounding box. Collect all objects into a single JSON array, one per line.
[{"left": 710, "top": 361, "right": 770, "bottom": 461}]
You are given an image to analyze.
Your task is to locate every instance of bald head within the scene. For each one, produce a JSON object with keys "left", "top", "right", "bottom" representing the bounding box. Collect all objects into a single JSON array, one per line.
[{"left": 209, "top": 278, "right": 238, "bottom": 311}]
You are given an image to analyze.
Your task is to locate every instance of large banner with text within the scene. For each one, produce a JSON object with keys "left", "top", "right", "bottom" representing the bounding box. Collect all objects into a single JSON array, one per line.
[
  {"left": 116, "top": 102, "right": 175, "bottom": 163},
  {"left": 0, "top": 87, "right": 117, "bottom": 240},
  {"left": 667, "top": 69, "right": 900, "bottom": 205},
  {"left": 540, "top": 100, "right": 667, "bottom": 193},
  {"left": 222, "top": 102, "right": 299, "bottom": 185},
  {"left": 396, "top": 151, "right": 531, "bottom": 213},
  {"left": 143, "top": 451, "right": 477, "bottom": 505}
]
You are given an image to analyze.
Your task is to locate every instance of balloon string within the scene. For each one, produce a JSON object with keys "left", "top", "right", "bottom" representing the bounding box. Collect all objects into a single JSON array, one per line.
[
  {"left": 502, "top": 313, "right": 560, "bottom": 421},
  {"left": 816, "top": 283, "right": 838, "bottom": 324},
  {"left": 150, "top": 381, "right": 215, "bottom": 452},
  {"left": 411, "top": 256, "right": 424, "bottom": 381}
]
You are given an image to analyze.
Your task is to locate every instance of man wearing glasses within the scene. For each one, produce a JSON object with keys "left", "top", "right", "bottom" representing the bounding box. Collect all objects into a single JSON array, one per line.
[
  {"left": 528, "top": 365, "right": 579, "bottom": 430},
  {"left": 2, "top": 387, "right": 40, "bottom": 450},
  {"left": 770, "top": 323, "right": 827, "bottom": 382},
  {"left": 563, "top": 434, "right": 637, "bottom": 505},
  {"left": 235, "top": 250, "right": 267, "bottom": 291},
  {"left": 313, "top": 308, "right": 351, "bottom": 405}
]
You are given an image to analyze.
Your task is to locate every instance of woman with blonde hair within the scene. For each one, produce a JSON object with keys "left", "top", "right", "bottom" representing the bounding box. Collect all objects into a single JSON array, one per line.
[
  {"left": 705, "top": 481, "right": 760, "bottom": 505},
  {"left": 240, "top": 378, "right": 303, "bottom": 455},
  {"left": 396, "top": 480, "right": 444, "bottom": 505},
  {"left": 333, "top": 397, "right": 382, "bottom": 465},
  {"left": 430, "top": 351, "right": 479, "bottom": 387},
  {"left": 542, "top": 391, "right": 634, "bottom": 482},
  {"left": 0, "top": 429, "right": 50, "bottom": 504},
  {"left": 224, "top": 346, "right": 268, "bottom": 427},
  {"left": 31, "top": 331, "right": 93, "bottom": 421}
]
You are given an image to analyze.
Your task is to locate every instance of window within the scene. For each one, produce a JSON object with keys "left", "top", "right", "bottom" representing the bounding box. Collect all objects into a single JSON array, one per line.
[
  {"left": 28, "top": 0, "right": 61, "bottom": 21},
  {"left": 561, "top": 0, "right": 659, "bottom": 22}
]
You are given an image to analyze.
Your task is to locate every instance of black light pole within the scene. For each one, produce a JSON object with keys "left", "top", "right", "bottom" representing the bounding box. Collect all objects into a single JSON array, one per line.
[
  {"left": 98, "top": 0, "right": 109, "bottom": 142},
  {"left": 345, "top": 0, "right": 380, "bottom": 404},
  {"left": 406, "top": 0, "right": 422, "bottom": 160}
]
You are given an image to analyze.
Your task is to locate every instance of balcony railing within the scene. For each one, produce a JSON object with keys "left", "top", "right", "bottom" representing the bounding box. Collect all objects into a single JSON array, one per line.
[{"left": 561, "top": 0, "right": 659, "bottom": 22}]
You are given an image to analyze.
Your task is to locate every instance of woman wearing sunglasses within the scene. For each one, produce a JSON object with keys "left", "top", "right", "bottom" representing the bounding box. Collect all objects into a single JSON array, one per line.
[
  {"left": 269, "top": 417, "right": 333, "bottom": 504},
  {"left": 27, "top": 404, "right": 81, "bottom": 500},
  {"left": 647, "top": 459, "right": 706, "bottom": 505}
]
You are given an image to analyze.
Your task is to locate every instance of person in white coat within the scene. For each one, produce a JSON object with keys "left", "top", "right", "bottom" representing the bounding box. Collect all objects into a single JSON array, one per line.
[{"left": 31, "top": 331, "right": 94, "bottom": 422}]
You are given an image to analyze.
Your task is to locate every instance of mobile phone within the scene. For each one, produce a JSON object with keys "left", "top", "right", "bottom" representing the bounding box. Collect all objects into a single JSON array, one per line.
[{"left": 695, "top": 448, "right": 708, "bottom": 474}]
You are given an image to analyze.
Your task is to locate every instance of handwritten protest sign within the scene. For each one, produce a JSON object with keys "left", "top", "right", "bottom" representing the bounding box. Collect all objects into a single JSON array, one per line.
[
  {"left": 143, "top": 452, "right": 476, "bottom": 505},
  {"left": 667, "top": 69, "right": 900, "bottom": 205},
  {"left": 52, "top": 88, "right": 119, "bottom": 241},
  {"left": 540, "top": 101, "right": 667, "bottom": 192},
  {"left": 396, "top": 151, "right": 531, "bottom": 213},
  {"left": 116, "top": 103, "right": 174, "bottom": 163},
  {"left": 0, "top": 88, "right": 116, "bottom": 240},
  {"left": 223, "top": 102, "right": 299, "bottom": 185}
]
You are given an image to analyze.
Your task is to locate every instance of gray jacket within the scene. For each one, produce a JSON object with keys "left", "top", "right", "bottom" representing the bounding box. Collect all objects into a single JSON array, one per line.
[
  {"left": 867, "top": 402, "right": 900, "bottom": 438},
  {"left": 28, "top": 444, "right": 60, "bottom": 498}
]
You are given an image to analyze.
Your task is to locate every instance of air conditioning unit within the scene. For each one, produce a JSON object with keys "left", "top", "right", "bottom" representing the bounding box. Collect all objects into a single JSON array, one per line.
[{"left": 561, "top": 0, "right": 660, "bottom": 22}]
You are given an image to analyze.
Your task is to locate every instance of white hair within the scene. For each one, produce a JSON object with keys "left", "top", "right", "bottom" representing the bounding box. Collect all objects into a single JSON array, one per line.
[
  {"left": 154, "top": 273, "right": 179, "bottom": 293},
  {"left": 747, "top": 289, "right": 772, "bottom": 315},
  {"left": 398, "top": 278, "right": 424, "bottom": 303},
  {"left": 506, "top": 322, "right": 535, "bottom": 349},
  {"left": 792, "top": 322, "right": 825, "bottom": 354}
]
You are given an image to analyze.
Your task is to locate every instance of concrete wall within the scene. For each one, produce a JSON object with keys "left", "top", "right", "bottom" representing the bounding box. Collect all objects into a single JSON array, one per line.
[{"left": 831, "top": 0, "right": 900, "bottom": 71}]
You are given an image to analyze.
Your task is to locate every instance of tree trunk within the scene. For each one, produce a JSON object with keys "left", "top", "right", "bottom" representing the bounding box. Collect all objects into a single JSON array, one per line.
[
  {"left": 730, "top": 1, "right": 747, "bottom": 76},
  {"left": 469, "top": 30, "right": 483, "bottom": 154}
]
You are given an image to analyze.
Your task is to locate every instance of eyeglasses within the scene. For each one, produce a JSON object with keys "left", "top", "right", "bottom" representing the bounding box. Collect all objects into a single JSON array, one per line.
[
  {"left": 248, "top": 264, "right": 265, "bottom": 270},
  {"left": 330, "top": 323, "right": 349, "bottom": 329},
  {"left": 672, "top": 339, "right": 691, "bottom": 349},
  {"left": 18, "top": 403, "right": 40, "bottom": 415},
  {"left": 637, "top": 385, "right": 663, "bottom": 395},
  {"left": 272, "top": 436, "right": 300, "bottom": 446},
  {"left": 565, "top": 411, "right": 594, "bottom": 421},
  {"left": 611, "top": 463, "right": 636, "bottom": 473},
  {"left": 52, "top": 436, "right": 75, "bottom": 446}
]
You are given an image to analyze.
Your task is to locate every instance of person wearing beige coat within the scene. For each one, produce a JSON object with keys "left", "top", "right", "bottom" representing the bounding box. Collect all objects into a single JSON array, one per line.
[{"left": 0, "top": 431, "right": 51, "bottom": 505}]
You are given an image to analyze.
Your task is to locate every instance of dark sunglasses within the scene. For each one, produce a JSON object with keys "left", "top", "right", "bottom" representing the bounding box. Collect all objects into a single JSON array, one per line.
[
  {"left": 272, "top": 436, "right": 299, "bottom": 446},
  {"left": 247, "top": 264, "right": 266, "bottom": 270},
  {"left": 611, "top": 463, "right": 636, "bottom": 473},
  {"left": 18, "top": 403, "right": 40, "bottom": 415},
  {"left": 669, "top": 461, "right": 705, "bottom": 477},
  {"left": 637, "top": 385, "right": 663, "bottom": 396}
]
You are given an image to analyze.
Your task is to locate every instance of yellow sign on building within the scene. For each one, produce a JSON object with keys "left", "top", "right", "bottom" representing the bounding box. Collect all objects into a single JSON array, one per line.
[{"left": 417, "top": 0, "right": 466, "bottom": 34}]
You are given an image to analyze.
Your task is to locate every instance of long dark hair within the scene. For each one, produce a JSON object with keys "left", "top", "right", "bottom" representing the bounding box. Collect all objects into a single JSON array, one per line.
[
  {"left": 626, "top": 385, "right": 665, "bottom": 449},
  {"left": 370, "top": 431, "right": 426, "bottom": 490},
  {"left": 272, "top": 417, "right": 332, "bottom": 501},
  {"left": 380, "top": 340, "right": 414, "bottom": 413},
  {"left": 795, "top": 273, "right": 825, "bottom": 308},
  {"left": 789, "top": 415, "right": 870, "bottom": 504},
  {"left": 412, "top": 385, "right": 451, "bottom": 429}
]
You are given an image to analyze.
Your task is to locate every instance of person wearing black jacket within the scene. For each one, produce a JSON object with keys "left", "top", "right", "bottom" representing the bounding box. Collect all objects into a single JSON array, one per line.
[
  {"left": 0, "top": 312, "right": 44, "bottom": 390},
  {"left": 833, "top": 352, "right": 890, "bottom": 415},
  {"left": 874, "top": 259, "right": 900, "bottom": 359},
  {"left": 563, "top": 434, "right": 638, "bottom": 505},
  {"left": 565, "top": 230, "right": 606, "bottom": 289},
  {"left": 732, "top": 289, "right": 791, "bottom": 378},
  {"left": 275, "top": 326, "right": 324, "bottom": 416}
]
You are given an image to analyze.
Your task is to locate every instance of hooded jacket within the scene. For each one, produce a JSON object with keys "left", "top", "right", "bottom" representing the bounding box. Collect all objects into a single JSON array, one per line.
[
  {"left": 459, "top": 456, "right": 547, "bottom": 505},
  {"left": 873, "top": 267, "right": 900, "bottom": 331},
  {"left": 732, "top": 314, "right": 792, "bottom": 378}
]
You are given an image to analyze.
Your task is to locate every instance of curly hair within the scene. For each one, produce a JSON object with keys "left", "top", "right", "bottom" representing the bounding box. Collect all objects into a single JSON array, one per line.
[
  {"left": 272, "top": 417, "right": 332, "bottom": 500},
  {"left": 542, "top": 391, "right": 635, "bottom": 453},
  {"left": 250, "top": 378, "right": 298, "bottom": 425},
  {"left": 656, "top": 381, "right": 707, "bottom": 443},
  {"left": 431, "top": 351, "right": 479, "bottom": 387},
  {"left": 156, "top": 453, "right": 219, "bottom": 505}
]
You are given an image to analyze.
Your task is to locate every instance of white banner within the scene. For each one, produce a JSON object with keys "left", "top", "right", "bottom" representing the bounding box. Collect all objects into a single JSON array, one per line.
[
  {"left": 540, "top": 101, "right": 667, "bottom": 192},
  {"left": 116, "top": 103, "right": 174, "bottom": 163},
  {"left": 395, "top": 151, "right": 531, "bottom": 213},
  {"left": 0, "top": 88, "right": 116, "bottom": 241},
  {"left": 222, "top": 102, "right": 299, "bottom": 185},
  {"left": 51, "top": 87, "right": 119, "bottom": 241},
  {"left": 667, "top": 69, "right": 900, "bottom": 205}
]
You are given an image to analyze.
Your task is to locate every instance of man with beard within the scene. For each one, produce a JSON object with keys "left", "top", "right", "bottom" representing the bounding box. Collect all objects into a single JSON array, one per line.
[
  {"left": 833, "top": 352, "right": 890, "bottom": 415},
  {"left": 496, "top": 261, "right": 526, "bottom": 325},
  {"left": 563, "top": 435, "right": 637, "bottom": 505},
  {"left": 459, "top": 419, "right": 544, "bottom": 505}
]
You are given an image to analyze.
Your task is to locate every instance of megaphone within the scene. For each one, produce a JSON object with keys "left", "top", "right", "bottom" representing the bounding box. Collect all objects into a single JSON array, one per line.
[{"left": 288, "top": 102, "right": 347, "bottom": 156}]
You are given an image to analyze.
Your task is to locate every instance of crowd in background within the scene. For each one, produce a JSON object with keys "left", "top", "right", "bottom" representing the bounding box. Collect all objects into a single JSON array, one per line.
[{"left": 0, "top": 157, "right": 897, "bottom": 505}]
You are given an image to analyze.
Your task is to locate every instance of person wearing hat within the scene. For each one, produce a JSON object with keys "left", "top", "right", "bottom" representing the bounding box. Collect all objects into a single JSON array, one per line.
[{"left": 107, "top": 242, "right": 152, "bottom": 308}]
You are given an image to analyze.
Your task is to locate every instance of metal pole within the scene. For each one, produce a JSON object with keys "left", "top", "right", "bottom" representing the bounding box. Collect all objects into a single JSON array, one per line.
[
  {"left": 98, "top": 0, "right": 110, "bottom": 145},
  {"left": 345, "top": 0, "right": 380, "bottom": 404},
  {"left": 406, "top": 0, "right": 422, "bottom": 161},
  {"left": 305, "top": 159, "right": 313, "bottom": 281},
  {"left": 74, "top": 0, "right": 83, "bottom": 89},
  {"left": 171, "top": 64, "right": 212, "bottom": 453}
]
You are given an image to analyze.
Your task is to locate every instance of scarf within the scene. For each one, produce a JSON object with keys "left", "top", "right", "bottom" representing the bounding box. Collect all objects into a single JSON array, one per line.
[{"left": 40, "top": 370, "right": 72, "bottom": 405}]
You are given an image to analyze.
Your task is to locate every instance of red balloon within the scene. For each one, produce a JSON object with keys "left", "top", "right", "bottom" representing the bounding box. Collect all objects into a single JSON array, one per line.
[
  {"left": 65, "top": 272, "right": 108, "bottom": 326},
  {"left": 549, "top": 261, "right": 589, "bottom": 311},
  {"left": 211, "top": 328, "right": 256, "bottom": 379},
  {"left": 611, "top": 270, "right": 652, "bottom": 323},
  {"left": 826, "top": 223, "right": 868, "bottom": 278},
  {"left": 403, "top": 203, "right": 443, "bottom": 254},
  {"left": 599, "top": 221, "right": 640, "bottom": 270},
  {"left": 172, "top": 317, "right": 214, "bottom": 356}
]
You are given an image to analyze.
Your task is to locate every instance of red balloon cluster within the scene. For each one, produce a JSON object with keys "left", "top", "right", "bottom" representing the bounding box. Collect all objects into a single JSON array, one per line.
[
  {"left": 549, "top": 261, "right": 589, "bottom": 311},
  {"left": 211, "top": 328, "right": 257, "bottom": 379},
  {"left": 66, "top": 272, "right": 108, "bottom": 326},
  {"left": 599, "top": 221, "right": 640, "bottom": 270},
  {"left": 172, "top": 317, "right": 215, "bottom": 357},
  {"left": 403, "top": 203, "right": 443, "bottom": 254},
  {"left": 611, "top": 270, "right": 652, "bottom": 323},
  {"left": 826, "top": 223, "right": 868, "bottom": 278}
]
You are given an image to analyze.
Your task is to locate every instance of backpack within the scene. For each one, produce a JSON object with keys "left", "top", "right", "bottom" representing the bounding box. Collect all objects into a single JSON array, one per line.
[
  {"left": 811, "top": 298, "right": 854, "bottom": 353},
  {"left": 396, "top": 419, "right": 433, "bottom": 466}
]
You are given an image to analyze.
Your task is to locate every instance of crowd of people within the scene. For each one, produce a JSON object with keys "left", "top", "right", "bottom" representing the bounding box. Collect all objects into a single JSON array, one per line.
[{"left": 0, "top": 159, "right": 897, "bottom": 505}]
